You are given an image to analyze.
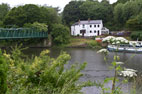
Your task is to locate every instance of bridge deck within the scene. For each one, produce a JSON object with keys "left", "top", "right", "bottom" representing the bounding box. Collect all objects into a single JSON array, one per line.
[{"left": 0, "top": 28, "right": 48, "bottom": 39}]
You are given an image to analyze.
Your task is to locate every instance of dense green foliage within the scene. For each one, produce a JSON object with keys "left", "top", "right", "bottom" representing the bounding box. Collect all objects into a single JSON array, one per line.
[
  {"left": 62, "top": 1, "right": 84, "bottom": 26},
  {"left": 63, "top": 0, "right": 142, "bottom": 31},
  {"left": 1, "top": 46, "right": 88, "bottom": 94},
  {"left": 0, "top": 3, "right": 10, "bottom": 28},
  {"left": 0, "top": 50, "right": 7, "bottom": 94},
  {"left": 3, "top": 4, "right": 60, "bottom": 30},
  {"left": 126, "top": 13, "right": 142, "bottom": 31},
  {"left": 24, "top": 22, "right": 48, "bottom": 32},
  {"left": 0, "top": 3, "right": 10, "bottom": 22},
  {"left": 51, "top": 24, "right": 70, "bottom": 45},
  {"left": 63, "top": 0, "right": 113, "bottom": 28},
  {"left": 0, "top": 4, "right": 63, "bottom": 45},
  {"left": 131, "top": 31, "right": 142, "bottom": 40}
]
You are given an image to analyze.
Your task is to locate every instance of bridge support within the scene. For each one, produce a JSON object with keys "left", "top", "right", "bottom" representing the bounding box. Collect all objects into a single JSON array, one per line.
[{"left": 43, "top": 35, "right": 52, "bottom": 47}]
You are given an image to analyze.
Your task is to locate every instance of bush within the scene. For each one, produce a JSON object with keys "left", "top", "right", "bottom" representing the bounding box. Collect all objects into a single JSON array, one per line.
[
  {"left": 3, "top": 47, "right": 88, "bottom": 94},
  {"left": 0, "top": 50, "right": 7, "bottom": 94},
  {"left": 126, "top": 13, "right": 142, "bottom": 31},
  {"left": 0, "top": 21, "right": 4, "bottom": 27},
  {"left": 24, "top": 22, "right": 48, "bottom": 32},
  {"left": 131, "top": 31, "right": 142, "bottom": 40},
  {"left": 51, "top": 24, "right": 70, "bottom": 45}
]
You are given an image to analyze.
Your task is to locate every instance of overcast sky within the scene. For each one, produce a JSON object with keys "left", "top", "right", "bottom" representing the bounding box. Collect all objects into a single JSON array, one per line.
[{"left": 0, "top": 0, "right": 117, "bottom": 11}]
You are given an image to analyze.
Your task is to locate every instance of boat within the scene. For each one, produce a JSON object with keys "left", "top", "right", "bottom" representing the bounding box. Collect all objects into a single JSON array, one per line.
[{"left": 107, "top": 44, "right": 142, "bottom": 52}]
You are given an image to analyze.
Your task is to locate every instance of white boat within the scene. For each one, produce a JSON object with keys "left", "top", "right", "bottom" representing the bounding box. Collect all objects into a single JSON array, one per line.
[{"left": 108, "top": 44, "right": 142, "bottom": 52}]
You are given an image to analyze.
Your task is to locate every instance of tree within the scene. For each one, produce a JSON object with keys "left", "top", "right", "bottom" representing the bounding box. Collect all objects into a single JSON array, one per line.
[
  {"left": 23, "top": 4, "right": 41, "bottom": 23},
  {"left": 62, "top": 1, "right": 84, "bottom": 26},
  {"left": 40, "top": 6, "right": 61, "bottom": 32},
  {"left": 79, "top": 0, "right": 113, "bottom": 24},
  {"left": 113, "top": 3, "right": 124, "bottom": 27},
  {"left": 116, "top": 0, "right": 130, "bottom": 4},
  {"left": 51, "top": 24, "right": 70, "bottom": 45},
  {"left": 3, "top": 4, "right": 41, "bottom": 27},
  {"left": 113, "top": 0, "right": 142, "bottom": 30},
  {"left": 24, "top": 22, "right": 48, "bottom": 32},
  {"left": 126, "top": 13, "right": 142, "bottom": 30},
  {"left": 0, "top": 21, "right": 3, "bottom": 27},
  {"left": 0, "top": 3, "right": 10, "bottom": 21},
  {"left": 3, "top": 6, "right": 27, "bottom": 27},
  {"left": 63, "top": 0, "right": 113, "bottom": 27},
  {"left": 3, "top": 4, "right": 60, "bottom": 32}
]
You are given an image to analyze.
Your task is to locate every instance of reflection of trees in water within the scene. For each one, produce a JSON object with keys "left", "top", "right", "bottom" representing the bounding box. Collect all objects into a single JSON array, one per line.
[
  {"left": 120, "top": 53, "right": 142, "bottom": 71},
  {"left": 121, "top": 52, "right": 127, "bottom": 61},
  {"left": 108, "top": 52, "right": 142, "bottom": 71}
]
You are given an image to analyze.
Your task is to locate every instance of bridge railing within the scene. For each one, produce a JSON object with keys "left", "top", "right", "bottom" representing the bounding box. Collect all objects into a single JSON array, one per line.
[{"left": 0, "top": 28, "right": 48, "bottom": 39}]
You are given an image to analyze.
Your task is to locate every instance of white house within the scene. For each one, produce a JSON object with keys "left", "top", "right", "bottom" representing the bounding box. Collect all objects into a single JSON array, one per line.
[{"left": 71, "top": 20, "right": 109, "bottom": 37}]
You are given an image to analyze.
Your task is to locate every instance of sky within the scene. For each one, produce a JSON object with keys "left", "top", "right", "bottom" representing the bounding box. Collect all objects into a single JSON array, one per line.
[{"left": 0, "top": 0, "right": 117, "bottom": 11}]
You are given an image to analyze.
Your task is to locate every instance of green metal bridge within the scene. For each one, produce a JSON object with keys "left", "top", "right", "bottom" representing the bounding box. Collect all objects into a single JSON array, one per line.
[{"left": 0, "top": 28, "right": 48, "bottom": 39}]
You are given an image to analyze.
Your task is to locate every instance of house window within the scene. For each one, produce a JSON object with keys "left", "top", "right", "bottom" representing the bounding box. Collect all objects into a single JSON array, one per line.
[
  {"left": 98, "top": 25, "right": 99, "bottom": 27},
  {"left": 94, "top": 30, "right": 96, "bottom": 33},
  {"left": 90, "top": 30, "right": 92, "bottom": 33},
  {"left": 82, "top": 24, "right": 85, "bottom": 28},
  {"left": 94, "top": 25, "right": 96, "bottom": 27},
  {"left": 90, "top": 25, "right": 92, "bottom": 28}
]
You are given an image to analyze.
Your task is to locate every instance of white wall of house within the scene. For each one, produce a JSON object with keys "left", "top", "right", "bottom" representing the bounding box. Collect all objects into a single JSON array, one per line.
[{"left": 71, "top": 21, "right": 103, "bottom": 37}]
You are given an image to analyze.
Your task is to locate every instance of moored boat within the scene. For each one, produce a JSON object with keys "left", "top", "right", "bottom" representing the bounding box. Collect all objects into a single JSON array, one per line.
[{"left": 108, "top": 44, "right": 142, "bottom": 52}]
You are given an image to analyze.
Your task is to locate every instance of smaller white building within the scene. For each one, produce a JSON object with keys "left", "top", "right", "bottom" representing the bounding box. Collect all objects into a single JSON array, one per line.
[
  {"left": 101, "top": 27, "right": 109, "bottom": 35},
  {"left": 71, "top": 20, "right": 109, "bottom": 37}
]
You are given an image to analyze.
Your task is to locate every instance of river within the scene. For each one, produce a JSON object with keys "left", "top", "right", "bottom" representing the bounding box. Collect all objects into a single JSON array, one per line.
[{"left": 23, "top": 47, "right": 142, "bottom": 94}]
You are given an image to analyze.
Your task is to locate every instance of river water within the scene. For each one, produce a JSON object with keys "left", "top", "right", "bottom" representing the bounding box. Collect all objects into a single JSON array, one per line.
[{"left": 24, "top": 47, "right": 142, "bottom": 94}]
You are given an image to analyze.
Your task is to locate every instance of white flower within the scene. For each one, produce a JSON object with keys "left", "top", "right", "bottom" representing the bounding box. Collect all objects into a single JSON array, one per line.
[
  {"left": 102, "top": 36, "right": 115, "bottom": 43},
  {"left": 124, "top": 68, "right": 137, "bottom": 72},
  {"left": 115, "top": 37, "right": 128, "bottom": 44},
  {"left": 97, "top": 49, "right": 109, "bottom": 53},
  {"left": 116, "top": 62, "right": 124, "bottom": 65},
  {"left": 116, "top": 41, "right": 120, "bottom": 44},
  {"left": 103, "top": 36, "right": 129, "bottom": 44},
  {"left": 119, "top": 68, "right": 137, "bottom": 77}
]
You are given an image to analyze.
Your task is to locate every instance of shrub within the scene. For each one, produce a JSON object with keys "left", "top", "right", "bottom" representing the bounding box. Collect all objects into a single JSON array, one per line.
[
  {"left": 126, "top": 13, "right": 142, "bottom": 31},
  {"left": 0, "top": 21, "right": 4, "bottom": 27},
  {"left": 24, "top": 22, "right": 48, "bottom": 32},
  {"left": 3, "top": 47, "right": 87, "bottom": 94},
  {"left": 131, "top": 31, "right": 142, "bottom": 40},
  {"left": 0, "top": 50, "right": 7, "bottom": 94},
  {"left": 51, "top": 24, "right": 70, "bottom": 45}
]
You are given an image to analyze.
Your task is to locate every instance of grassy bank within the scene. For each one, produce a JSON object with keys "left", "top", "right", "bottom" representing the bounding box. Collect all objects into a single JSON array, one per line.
[{"left": 66, "top": 37, "right": 101, "bottom": 49}]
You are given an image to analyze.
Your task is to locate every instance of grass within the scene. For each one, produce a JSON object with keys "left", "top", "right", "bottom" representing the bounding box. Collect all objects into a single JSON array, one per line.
[{"left": 66, "top": 37, "right": 101, "bottom": 48}]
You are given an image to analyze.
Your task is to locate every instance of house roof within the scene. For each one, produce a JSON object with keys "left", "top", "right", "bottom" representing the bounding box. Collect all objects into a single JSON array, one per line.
[
  {"left": 101, "top": 27, "right": 109, "bottom": 31},
  {"left": 72, "top": 20, "right": 102, "bottom": 26}
]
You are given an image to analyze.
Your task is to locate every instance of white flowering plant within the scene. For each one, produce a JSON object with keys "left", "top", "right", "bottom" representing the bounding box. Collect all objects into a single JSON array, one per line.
[
  {"left": 97, "top": 49, "right": 109, "bottom": 55},
  {"left": 120, "top": 68, "right": 137, "bottom": 77},
  {"left": 96, "top": 46, "right": 137, "bottom": 94},
  {"left": 103, "top": 36, "right": 129, "bottom": 45}
]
